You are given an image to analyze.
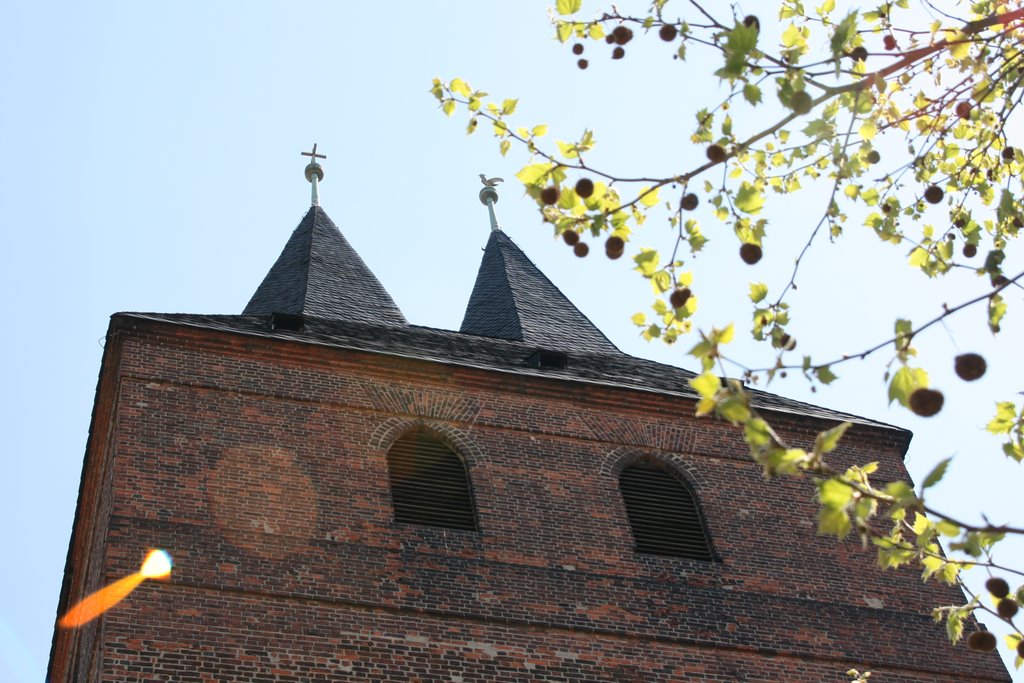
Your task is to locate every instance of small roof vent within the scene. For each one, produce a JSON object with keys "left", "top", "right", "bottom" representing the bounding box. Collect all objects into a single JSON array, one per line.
[
  {"left": 269, "top": 312, "right": 305, "bottom": 332},
  {"left": 526, "top": 349, "right": 568, "bottom": 370}
]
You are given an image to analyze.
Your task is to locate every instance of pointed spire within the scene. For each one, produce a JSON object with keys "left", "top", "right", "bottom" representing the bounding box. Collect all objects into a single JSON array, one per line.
[
  {"left": 460, "top": 229, "right": 618, "bottom": 354},
  {"left": 243, "top": 206, "right": 406, "bottom": 325},
  {"left": 243, "top": 148, "right": 405, "bottom": 324}
]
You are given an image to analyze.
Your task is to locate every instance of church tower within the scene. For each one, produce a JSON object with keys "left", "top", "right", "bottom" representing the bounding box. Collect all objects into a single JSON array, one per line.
[{"left": 49, "top": 151, "right": 1010, "bottom": 681}]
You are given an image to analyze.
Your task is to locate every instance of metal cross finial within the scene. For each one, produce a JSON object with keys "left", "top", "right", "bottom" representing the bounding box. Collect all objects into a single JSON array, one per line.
[
  {"left": 301, "top": 143, "right": 326, "bottom": 163},
  {"left": 301, "top": 143, "right": 326, "bottom": 207}
]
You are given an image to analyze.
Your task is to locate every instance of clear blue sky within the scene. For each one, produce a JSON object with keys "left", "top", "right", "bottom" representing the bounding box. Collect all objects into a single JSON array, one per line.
[{"left": 2, "top": 1, "right": 1020, "bottom": 680}]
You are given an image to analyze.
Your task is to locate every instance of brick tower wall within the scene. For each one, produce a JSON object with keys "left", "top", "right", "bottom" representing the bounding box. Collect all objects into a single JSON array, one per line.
[{"left": 49, "top": 317, "right": 1010, "bottom": 682}]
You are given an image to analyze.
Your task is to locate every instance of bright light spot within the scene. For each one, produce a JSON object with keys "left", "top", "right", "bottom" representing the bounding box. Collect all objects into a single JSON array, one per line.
[
  {"left": 139, "top": 549, "right": 173, "bottom": 579},
  {"left": 59, "top": 550, "right": 173, "bottom": 628}
]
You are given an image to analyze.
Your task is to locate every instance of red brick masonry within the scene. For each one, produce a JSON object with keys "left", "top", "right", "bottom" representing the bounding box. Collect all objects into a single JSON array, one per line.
[{"left": 50, "top": 316, "right": 1011, "bottom": 681}]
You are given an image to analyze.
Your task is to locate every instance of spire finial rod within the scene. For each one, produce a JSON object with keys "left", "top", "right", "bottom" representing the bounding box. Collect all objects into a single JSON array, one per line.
[
  {"left": 301, "top": 143, "right": 327, "bottom": 207},
  {"left": 479, "top": 174, "right": 504, "bottom": 231}
]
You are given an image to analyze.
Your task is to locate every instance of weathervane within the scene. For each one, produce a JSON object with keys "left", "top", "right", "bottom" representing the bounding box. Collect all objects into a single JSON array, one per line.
[
  {"left": 301, "top": 143, "right": 327, "bottom": 207},
  {"left": 479, "top": 174, "right": 503, "bottom": 231}
]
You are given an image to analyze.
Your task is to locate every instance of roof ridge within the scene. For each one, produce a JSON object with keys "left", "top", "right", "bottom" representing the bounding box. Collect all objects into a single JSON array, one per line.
[
  {"left": 117, "top": 312, "right": 911, "bottom": 438},
  {"left": 292, "top": 211, "right": 314, "bottom": 312}
]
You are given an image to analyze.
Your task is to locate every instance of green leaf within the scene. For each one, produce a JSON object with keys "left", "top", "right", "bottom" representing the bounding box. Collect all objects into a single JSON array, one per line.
[
  {"left": 633, "top": 248, "right": 660, "bottom": 276},
  {"left": 987, "top": 402, "right": 1017, "bottom": 434},
  {"left": 908, "top": 247, "right": 928, "bottom": 268},
  {"left": 895, "top": 318, "right": 913, "bottom": 352},
  {"left": 781, "top": 23, "right": 808, "bottom": 51},
  {"left": 555, "top": 0, "right": 582, "bottom": 16},
  {"left": 814, "top": 365, "right": 838, "bottom": 384},
  {"left": 819, "top": 506, "right": 852, "bottom": 537},
  {"left": 877, "top": 538, "right": 916, "bottom": 568},
  {"left": 442, "top": 100, "right": 456, "bottom": 117},
  {"left": 912, "top": 512, "right": 931, "bottom": 537},
  {"left": 579, "top": 129, "right": 595, "bottom": 150},
  {"left": 449, "top": 78, "right": 471, "bottom": 97},
  {"left": 802, "top": 119, "right": 834, "bottom": 140},
  {"left": 883, "top": 481, "right": 917, "bottom": 508},
  {"left": 921, "top": 457, "right": 951, "bottom": 490},
  {"left": 1003, "top": 442, "right": 1024, "bottom": 463},
  {"left": 888, "top": 366, "right": 928, "bottom": 407},
  {"left": 989, "top": 293, "right": 1006, "bottom": 333},
  {"left": 816, "top": 422, "right": 852, "bottom": 454},
  {"left": 718, "top": 395, "right": 751, "bottom": 423},
  {"left": 858, "top": 120, "right": 877, "bottom": 141},
  {"left": 744, "top": 418, "right": 773, "bottom": 447},
  {"left": 531, "top": 124, "right": 548, "bottom": 137},
  {"left": 689, "top": 338, "right": 713, "bottom": 363},
  {"left": 690, "top": 371, "right": 721, "bottom": 399},
  {"left": 556, "top": 140, "right": 579, "bottom": 159},
  {"left": 685, "top": 219, "right": 707, "bottom": 252},
  {"left": 639, "top": 186, "right": 660, "bottom": 207},
  {"left": 743, "top": 83, "right": 762, "bottom": 105},
  {"left": 830, "top": 11, "right": 859, "bottom": 55},
  {"left": 501, "top": 98, "right": 518, "bottom": 115},
  {"left": 650, "top": 270, "right": 671, "bottom": 294},
  {"left": 748, "top": 282, "right": 768, "bottom": 303},
  {"left": 727, "top": 23, "right": 758, "bottom": 53},
  {"left": 947, "top": 30, "right": 969, "bottom": 59},
  {"left": 515, "top": 163, "right": 553, "bottom": 185},
  {"left": 945, "top": 607, "right": 966, "bottom": 644},
  {"left": 761, "top": 447, "right": 808, "bottom": 476},
  {"left": 819, "top": 478, "right": 853, "bottom": 509},
  {"left": 922, "top": 555, "right": 959, "bottom": 584},
  {"left": 735, "top": 182, "right": 765, "bottom": 214}
]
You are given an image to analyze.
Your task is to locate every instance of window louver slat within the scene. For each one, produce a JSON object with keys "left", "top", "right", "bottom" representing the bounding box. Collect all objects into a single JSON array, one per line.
[
  {"left": 387, "top": 434, "right": 477, "bottom": 530},
  {"left": 619, "top": 464, "right": 713, "bottom": 560}
]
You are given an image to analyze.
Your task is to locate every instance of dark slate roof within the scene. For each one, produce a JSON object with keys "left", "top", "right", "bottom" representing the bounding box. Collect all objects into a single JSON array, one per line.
[
  {"left": 119, "top": 311, "right": 908, "bottom": 435},
  {"left": 460, "top": 230, "right": 619, "bottom": 354},
  {"left": 243, "top": 206, "right": 407, "bottom": 325}
]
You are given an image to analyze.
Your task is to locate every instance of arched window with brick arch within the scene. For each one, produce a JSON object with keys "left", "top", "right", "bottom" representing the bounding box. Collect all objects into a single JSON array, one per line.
[
  {"left": 618, "top": 460, "right": 714, "bottom": 560},
  {"left": 386, "top": 431, "right": 478, "bottom": 531}
]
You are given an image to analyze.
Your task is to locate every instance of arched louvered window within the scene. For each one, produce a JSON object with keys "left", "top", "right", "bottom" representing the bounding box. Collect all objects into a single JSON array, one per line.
[
  {"left": 619, "top": 462, "right": 713, "bottom": 560},
  {"left": 386, "top": 432, "right": 478, "bottom": 531}
]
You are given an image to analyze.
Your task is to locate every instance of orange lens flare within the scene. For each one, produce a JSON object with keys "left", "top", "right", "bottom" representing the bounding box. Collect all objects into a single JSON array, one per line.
[
  {"left": 59, "top": 550, "right": 172, "bottom": 628},
  {"left": 58, "top": 574, "right": 145, "bottom": 628},
  {"left": 139, "top": 549, "right": 173, "bottom": 579}
]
